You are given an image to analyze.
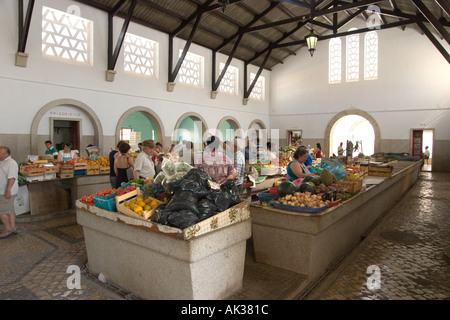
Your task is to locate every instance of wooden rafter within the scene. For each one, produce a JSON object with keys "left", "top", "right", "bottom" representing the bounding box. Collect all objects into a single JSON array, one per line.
[
  {"left": 416, "top": 19, "right": 450, "bottom": 63},
  {"left": 411, "top": 0, "right": 450, "bottom": 45},
  {"left": 17, "top": 0, "right": 35, "bottom": 53},
  {"left": 107, "top": 0, "right": 138, "bottom": 71}
]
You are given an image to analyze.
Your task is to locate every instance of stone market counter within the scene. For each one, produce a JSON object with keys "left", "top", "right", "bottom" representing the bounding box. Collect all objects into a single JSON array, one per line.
[
  {"left": 76, "top": 200, "right": 252, "bottom": 300},
  {"left": 250, "top": 160, "right": 422, "bottom": 284},
  {"left": 26, "top": 174, "right": 111, "bottom": 215}
]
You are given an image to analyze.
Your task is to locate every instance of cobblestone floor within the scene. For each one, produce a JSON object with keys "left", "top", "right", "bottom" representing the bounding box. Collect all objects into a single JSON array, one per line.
[
  {"left": 307, "top": 171, "right": 450, "bottom": 300},
  {"left": 0, "top": 171, "right": 448, "bottom": 300}
]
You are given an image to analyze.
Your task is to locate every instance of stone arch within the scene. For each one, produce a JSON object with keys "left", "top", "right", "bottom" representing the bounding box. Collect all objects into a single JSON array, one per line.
[
  {"left": 324, "top": 109, "right": 381, "bottom": 157},
  {"left": 248, "top": 119, "right": 267, "bottom": 130},
  {"left": 217, "top": 116, "right": 241, "bottom": 131},
  {"left": 116, "top": 106, "right": 165, "bottom": 145},
  {"left": 30, "top": 98, "right": 103, "bottom": 155},
  {"left": 173, "top": 112, "right": 209, "bottom": 143}
]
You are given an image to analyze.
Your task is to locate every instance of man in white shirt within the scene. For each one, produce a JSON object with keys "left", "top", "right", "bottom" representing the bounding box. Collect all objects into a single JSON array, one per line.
[
  {"left": 133, "top": 140, "right": 156, "bottom": 180},
  {"left": 0, "top": 146, "right": 19, "bottom": 238}
]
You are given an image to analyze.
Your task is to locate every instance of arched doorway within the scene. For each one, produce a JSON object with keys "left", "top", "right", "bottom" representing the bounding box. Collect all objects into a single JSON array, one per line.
[
  {"left": 217, "top": 117, "right": 241, "bottom": 143},
  {"left": 116, "top": 107, "right": 164, "bottom": 152},
  {"left": 325, "top": 110, "right": 381, "bottom": 157},
  {"left": 30, "top": 99, "right": 103, "bottom": 155},
  {"left": 173, "top": 112, "right": 208, "bottom": 145}
]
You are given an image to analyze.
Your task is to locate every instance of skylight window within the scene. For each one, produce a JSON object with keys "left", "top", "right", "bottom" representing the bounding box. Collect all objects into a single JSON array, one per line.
[
  {"left": 41, "top": 6, "right": 93, "bottom": 65},
  {"left": 178, "top": 51, "right": 204, "bottom": 88},
  {"left": 123, "top": 33, "right": 159, "bottom": 78},
  {"left": 218, "top": 63, "right": 239, "bottom": 95}
]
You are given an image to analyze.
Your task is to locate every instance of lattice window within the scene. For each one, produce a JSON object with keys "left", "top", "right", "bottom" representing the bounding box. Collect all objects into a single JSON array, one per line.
[
  {"left": 329, "top": 38, "right": 342, "bottom": 83},
  {"left": 364, "top": 31, "right": 378, "bottom": 80},
  {"left": 218, "top": 63, "right": 239, "bottom": 95},
  {"left": 41, "top": 6, "right": 93, "bottom": 65},
  {"left": 346, "top": 32, "right": 359, "bottom": 82},
  {"left": 123, "top": 33, "right": 158, "bottom": 78},
  {"left": 249, "top": 73, "right": 265, "bottom": 101},
  {"left": 178, "top": 51, "right": 204, "bottom": 88}
]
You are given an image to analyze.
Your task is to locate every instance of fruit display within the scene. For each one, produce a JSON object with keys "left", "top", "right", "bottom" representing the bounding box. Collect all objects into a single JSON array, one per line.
[
  {"left": 122, "top": 196, "right": 161, "bottom": 217},
  {"left": 279, "top": 157, "right": 290, "bottom": 167},
  {"left": 314, "top": 182, "right": 352, "bottom": 200},
  {"left": 116, "top": 184, "right": 137, "bottom": 196},
  {"left": 80, "top": 188, "right": 118, "bottom": 205},
  {"left": 273, "top": 192, "right": 330, "bottom": 208},
  {"left": 86, "top": 156, "right": 109, "bottom": 168}
]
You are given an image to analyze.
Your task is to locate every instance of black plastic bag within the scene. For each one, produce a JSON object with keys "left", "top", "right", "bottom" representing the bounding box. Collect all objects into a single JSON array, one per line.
[
  {"left": 205, "top": 190, "right": 231, "bottom": 213},
  {"left": 220, "top": 179, "right": 242, "bottom": 206},
  {"left": 196, "top": 198, "right": 218, "bottom": 221},
  {"left": 152, "top": 204, "right": 169, "bottom": 224},
  {"left": 184, "top": 168, "right": 213, "bottom": 189},
  {"left": 164, "top": 190, "right": 199, "bottom": 215},
  {"left": 167, "top": 210, "right": 200, "bottom": 229},
  {"left": 168, "top": 178, "right": 209, "bottom": 198}
]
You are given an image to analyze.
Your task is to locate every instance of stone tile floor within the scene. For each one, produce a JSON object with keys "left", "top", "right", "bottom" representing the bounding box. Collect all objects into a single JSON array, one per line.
[{"left": 0, "top": 171, "right": 448, "bottom": 300}]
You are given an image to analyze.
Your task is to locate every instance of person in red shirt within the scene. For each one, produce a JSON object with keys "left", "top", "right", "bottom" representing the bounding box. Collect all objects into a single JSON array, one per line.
[
  {"left": 314, "top": 143, "right": 323, "bottom": 159},
  {"left": 195, "top": 136, "right": 236, "bottom": 184}
]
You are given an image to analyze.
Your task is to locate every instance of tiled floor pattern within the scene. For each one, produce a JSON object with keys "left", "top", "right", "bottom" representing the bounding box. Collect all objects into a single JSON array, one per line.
[{"left": 0, "top": 171, "right": 448, "bottom": 300}]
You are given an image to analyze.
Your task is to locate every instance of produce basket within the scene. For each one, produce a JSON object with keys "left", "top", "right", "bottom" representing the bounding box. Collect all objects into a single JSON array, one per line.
[
  {"left": 271, "top": 202, "right": 328, "bottom": 214},
  {"left": 116, "top": 189, "right": 163, "bottom": 221},
  {"left": 93, "top": 192, "right": 118, "bottom": 212},
  {"left": 256, "top": 192, "right": 280, "bottom": 203}
]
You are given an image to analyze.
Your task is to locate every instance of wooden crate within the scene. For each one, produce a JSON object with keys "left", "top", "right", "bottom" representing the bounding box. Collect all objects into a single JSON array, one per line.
[
  {"left": 100, "top": 166, "right": 110, "bottom": 174},
  {"left": 368, "top": 165, "right": 393, "bottom": 177},
  {"left": 32, "top": 160, "right": 49, "bottom": 164},
  {"left": 59, "top": 172, "right": 74, "bottom": 179},
  {"left": 44, "top": 165, "right": 59, "bottom": 174},
  {"left": 74, "top": 162, "right": 88, "bottom": 170},
  {"left": 336, "top": 178, "right": 363, "bottom": 194},
  {"left": 60, "top": 165, "right": 74, "bottom": 174},
  {"left": 86, "top": 164, "right": 100, "bottom": 175},
  {"left": 20, "top": 165, "right": 45, "bottom": 177},
  {"left": 116, "top": 189, "right": 163, "bottom": 221}
]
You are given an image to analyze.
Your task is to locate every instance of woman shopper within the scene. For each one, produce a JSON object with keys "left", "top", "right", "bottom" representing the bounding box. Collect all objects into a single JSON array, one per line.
[{"left": 114, "top": 142, "right": 135, "bottom": 188}]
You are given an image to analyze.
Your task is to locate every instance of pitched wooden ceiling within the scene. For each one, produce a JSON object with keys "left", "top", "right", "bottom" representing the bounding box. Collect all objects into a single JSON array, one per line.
[{"left": 73, "top": 0, "right": 450, "bottom": 69}]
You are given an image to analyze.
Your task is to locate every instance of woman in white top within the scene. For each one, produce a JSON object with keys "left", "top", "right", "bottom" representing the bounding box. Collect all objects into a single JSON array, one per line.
[{"left": 57, "top": 143, "right": 79, "bottom": 162}]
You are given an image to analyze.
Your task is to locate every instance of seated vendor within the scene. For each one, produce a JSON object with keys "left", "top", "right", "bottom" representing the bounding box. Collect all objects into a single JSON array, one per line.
[
  {"left": 57, "top": 143, "right": 79, "bottom": 162},
  {"left": 286, "top": 147, "right": 316, "bottom": 182}
]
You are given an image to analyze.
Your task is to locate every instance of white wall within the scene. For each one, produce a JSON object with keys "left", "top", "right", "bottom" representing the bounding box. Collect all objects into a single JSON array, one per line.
[
  {"left": 270, "top": 20, "right": 450, "bottom": 145},
  {"left": 0, "top": 0, "right": 270, "bottom": 152}
]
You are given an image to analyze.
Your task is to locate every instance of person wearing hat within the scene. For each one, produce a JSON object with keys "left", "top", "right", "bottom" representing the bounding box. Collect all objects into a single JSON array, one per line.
[{"left": 133, "top": 140, "right": 156, "bottom": 180}]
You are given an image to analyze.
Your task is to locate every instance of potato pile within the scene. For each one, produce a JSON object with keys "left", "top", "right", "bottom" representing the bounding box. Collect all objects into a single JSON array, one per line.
[{"left": 274, "top": 192, "right": 330, "bottom": 208}]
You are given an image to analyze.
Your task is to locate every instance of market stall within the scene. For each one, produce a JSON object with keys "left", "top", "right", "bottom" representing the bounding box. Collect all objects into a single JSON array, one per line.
[
  {"left": 19, "top": 156, "right": 112, "bottom": 215},
  {"left": 75, "top": 164, "right": 251, "bottom": 300},
  {"left": 250, "top": 160, "right": 421, "bottom": 284}
]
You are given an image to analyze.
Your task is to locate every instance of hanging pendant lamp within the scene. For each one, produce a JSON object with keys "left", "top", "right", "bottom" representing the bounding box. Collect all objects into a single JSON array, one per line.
[{"left": 305, "top": 28, "right": 318, "bottom": 57}]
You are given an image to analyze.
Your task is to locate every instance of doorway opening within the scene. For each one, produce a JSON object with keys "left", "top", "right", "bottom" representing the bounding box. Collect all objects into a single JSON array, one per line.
[
  {"left": 412, "top": 129, "right": 433, "bottom": 172},
  {"left": 330, "top": 115, "right": 375, "bottom": 157},
  {"left": 51, "top": 118, "right": 81, "bottom": 153},
  {"left": 121, "top": 111, "right": 159, "bottom": 153}
]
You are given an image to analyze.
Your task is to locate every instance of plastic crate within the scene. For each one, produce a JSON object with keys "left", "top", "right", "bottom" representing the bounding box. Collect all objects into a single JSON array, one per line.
[
  {"left": 74, "top": 169, "right": 86, "bottom": 176},
  {"left": 93, "top": 192, "right": 117, "bottom": 212},
  {"left": 120, "top": 182, "right": 143, "bottom": 190}
]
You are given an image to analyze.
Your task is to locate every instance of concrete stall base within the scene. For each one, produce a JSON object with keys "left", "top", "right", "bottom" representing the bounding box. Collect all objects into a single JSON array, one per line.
[
  {"left": 76, "top": 209, "right": 251, "bottom": 300},
  {"left": 250, "top": 161, "right": 421, "bottom": 283}
]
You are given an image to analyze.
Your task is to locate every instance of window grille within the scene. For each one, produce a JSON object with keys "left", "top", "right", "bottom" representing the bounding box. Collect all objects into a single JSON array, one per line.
[
  {"left": 124, "top": 33, "right": 158, "bottom": 78},
  {"left": 41, "top": 6, "right": 93, "bottom": 65}
]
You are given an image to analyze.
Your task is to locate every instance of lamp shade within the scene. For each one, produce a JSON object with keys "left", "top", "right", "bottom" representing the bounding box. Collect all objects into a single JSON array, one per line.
[{"left": 305, "top": 30, "right": 318, "bottom": 57}]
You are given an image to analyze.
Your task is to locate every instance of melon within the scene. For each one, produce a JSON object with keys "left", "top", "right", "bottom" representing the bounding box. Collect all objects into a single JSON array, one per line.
[
  {"left": 303, "top": 175, "right": 320, "bottom": 186},
  {"left": 277, "top": 181, "right": 298, "bottom": 196},
  {"left": 298, "top": 182, "right": 315, "bottom": 194},
  {"left": 320, "top": 168, "right": 336, "bottom": 186}
]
